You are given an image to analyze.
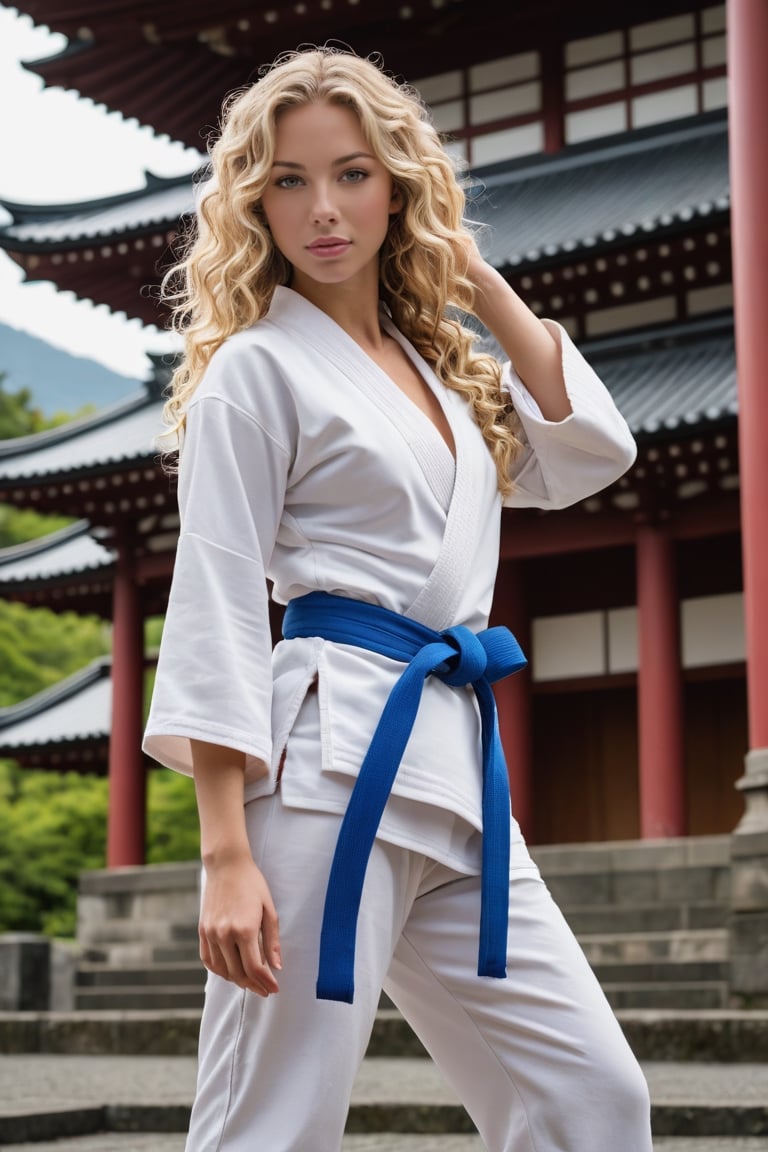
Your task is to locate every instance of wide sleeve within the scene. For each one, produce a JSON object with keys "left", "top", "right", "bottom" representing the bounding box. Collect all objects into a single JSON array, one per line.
[
  {"left": 502, "top": 320, "right": 637, "bottom": 509},
  {"left": 142, "top": 389, "right": 292, "bottom": 783}
]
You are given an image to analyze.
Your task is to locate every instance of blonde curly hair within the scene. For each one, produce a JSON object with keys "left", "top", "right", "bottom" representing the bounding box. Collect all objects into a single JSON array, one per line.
[{"left": 160, "top": 44, "right": 523, "bottom": 496}]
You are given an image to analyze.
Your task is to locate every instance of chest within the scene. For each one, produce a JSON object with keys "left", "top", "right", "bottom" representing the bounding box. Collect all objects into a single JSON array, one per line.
[{"left": 366, "top": 336, "right": 456, "bottom": 461}]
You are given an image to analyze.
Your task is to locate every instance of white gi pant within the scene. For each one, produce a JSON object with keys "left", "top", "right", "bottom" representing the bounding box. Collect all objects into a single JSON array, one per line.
[{"left": 185, "top": 704, "right": 652, "bottom": 1152}]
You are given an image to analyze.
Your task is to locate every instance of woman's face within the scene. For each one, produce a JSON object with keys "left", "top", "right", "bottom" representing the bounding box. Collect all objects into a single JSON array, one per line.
[{"left": 260, "top": 100, "right": 401, "bottom": 298}]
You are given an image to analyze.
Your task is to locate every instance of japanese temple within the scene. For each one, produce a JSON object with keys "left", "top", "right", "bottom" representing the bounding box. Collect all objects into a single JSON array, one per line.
[{"left": 1, "top": 0, "right": 767, "bottom": 868}]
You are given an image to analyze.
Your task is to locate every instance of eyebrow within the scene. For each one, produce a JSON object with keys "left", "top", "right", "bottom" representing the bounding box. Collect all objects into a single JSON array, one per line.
[{"left": 271, "top": 152, "right": 376, "bottom": 170}]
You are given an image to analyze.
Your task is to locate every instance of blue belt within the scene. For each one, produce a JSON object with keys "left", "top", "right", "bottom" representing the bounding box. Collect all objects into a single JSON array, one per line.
[{"left": 282, "top": 590, "right": 527, "bottom": 1003}]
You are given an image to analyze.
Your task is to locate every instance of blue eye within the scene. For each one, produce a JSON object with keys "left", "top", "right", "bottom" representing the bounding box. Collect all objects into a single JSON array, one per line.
[
  {"left": 276, "top": 175, "right": 304, "bottom": 188},
  {"left": 342, "top": 169, "right": 367, "bottom": 183}
]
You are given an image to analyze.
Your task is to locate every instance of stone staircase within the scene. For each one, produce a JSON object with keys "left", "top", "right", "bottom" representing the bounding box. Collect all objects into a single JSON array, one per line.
[
  {"left": 2, "top": 1007, "right": 768, "bottom": 1149},
  {"left": 71, "top": 836, "right": 733, "bottom": 1012},
  {"left": 5, "top": 835, "right": 768, "bottom": 1149},
  {"left": 530, "top": 835, "right": 731, "bottom": 1010}
]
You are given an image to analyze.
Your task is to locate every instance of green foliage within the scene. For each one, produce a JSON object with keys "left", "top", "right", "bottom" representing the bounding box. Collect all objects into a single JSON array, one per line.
[
  {"left": 0, "top": 600, "right": 111, "bottom": 707},
  {"left": 0, "top": 378, "right": 44, "bottom": 439},
  {"left": 0, "top": 374, "right": 95, "bottom": 439},
  {"left": 146, "top": 768, "right": 200, "bottom": 865},
  {"left": 0, "top": 760, "right": 108, "bottom": 936},
  {"left": 0, "top": 505, "right": 74, "bottom": 548},
  {"left": 0, "top": 761, "right": 200, "bottom": 937}
]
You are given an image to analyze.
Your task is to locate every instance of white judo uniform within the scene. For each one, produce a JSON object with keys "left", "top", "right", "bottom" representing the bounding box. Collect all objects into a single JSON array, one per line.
[{"left": 143, "top": 286, "right": 652, "bottom": 1151}]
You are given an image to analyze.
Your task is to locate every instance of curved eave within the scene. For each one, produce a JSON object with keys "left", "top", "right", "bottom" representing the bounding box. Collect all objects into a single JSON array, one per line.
[
  {"left": 0, "top": 392, "right": 167, "bottom": 486},
  {"left": 470, "top": 113, "right": 730, "bottom": 273},
  {"left": 0, "top": 171, "right": 198, "bottom": 250},
  {"left": 0, "top": 519, "right": 115, "bottom": 592},
  {"left": 583, "top": 315, "right": 737, "bottom": 439},
  {"left": 0, "top": 656, "right": 111, "bottom": 748},
  {"left": 499, "top": 200, "right": 731, "bottom": 272}
]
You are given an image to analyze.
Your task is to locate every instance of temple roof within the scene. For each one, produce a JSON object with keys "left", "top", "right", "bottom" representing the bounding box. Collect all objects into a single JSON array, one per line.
[
  {"left": 469, "top": 113, "right": 729, "bottom": 270},
  {"left": 0, "top": 655, "right": 111, "bottom": 771},
  {"left": 1, "top": 113, "right": 728, "bottom": 268},
  {"left": 14, "top": 0, "right": 687, "bottom": 149},
  {"left": 584, "top": 314, "right": 736, "bottom": 438},
  {"left": 0, "top": 172, "right": 196, "bottom": 248},
  {"left": 0, "top": 390, "right": 164, "bottom": 482},
  {"left": 0, "top": 382, "right": 178, "bottom": 567},
  {"left": 0, "top": 518, "right": 114, "bottom": 587}
]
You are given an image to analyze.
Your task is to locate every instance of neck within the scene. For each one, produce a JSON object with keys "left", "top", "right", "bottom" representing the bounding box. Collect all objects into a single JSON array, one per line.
[{"left": 290, "top": 273, "right": 385, "bottom": 350}]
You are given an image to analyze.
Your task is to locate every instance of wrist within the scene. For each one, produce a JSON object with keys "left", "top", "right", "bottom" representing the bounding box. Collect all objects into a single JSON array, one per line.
[{"left": 201, "top": 839, "right": 253, "bottom": 870}]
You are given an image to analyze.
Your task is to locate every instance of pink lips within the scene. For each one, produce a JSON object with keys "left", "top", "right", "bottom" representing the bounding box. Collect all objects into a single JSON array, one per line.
[{"left": 307, "top": 237, "right": 351, "bottom": 258}]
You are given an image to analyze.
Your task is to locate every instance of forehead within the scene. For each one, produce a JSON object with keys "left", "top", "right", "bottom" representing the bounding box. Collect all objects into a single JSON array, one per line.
[{"left": 272, "top": 101, "right": 369, "bottom": 155}]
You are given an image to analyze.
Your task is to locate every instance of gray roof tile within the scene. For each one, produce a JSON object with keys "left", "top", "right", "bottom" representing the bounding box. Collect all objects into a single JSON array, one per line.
[
  {"left": 467, "top": 114, "right": 729, "bottom": 268},
  {"left": 0, "top": 174, "right": 196, "bottom": 246},
  {"left": 583, "top": 317, "right": 736, "bottom": 436},
  {"left": 0, "top": 520, "right": 114, "bottom": 586},
  {"left": 0, "top": 392, "right": 166, "bottom": 482},
  {"left": 0, "top": 658, "right": 111, "bottom": 750}
]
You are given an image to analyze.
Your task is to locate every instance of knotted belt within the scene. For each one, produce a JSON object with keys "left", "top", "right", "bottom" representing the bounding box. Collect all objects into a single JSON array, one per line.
[{"left": 281, "top": 590, "right": 527, "bottom": 1003}]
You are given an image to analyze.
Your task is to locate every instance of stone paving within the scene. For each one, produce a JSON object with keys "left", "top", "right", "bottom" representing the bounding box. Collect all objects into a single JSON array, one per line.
[
  {"left": 2, "top": 1135, "right": 768, "bottom": 1151},
  {"left": 3, "top": 1053, "right": 768, "bottom": 1111},
  {"left": 1, "top": 1054, "right": 768, "bottom": 1150}
]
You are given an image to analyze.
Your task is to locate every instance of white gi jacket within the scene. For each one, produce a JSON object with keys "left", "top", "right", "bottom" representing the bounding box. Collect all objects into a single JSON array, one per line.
[{"left": 143, "top": 286, "right": 636, "bottom": 872}]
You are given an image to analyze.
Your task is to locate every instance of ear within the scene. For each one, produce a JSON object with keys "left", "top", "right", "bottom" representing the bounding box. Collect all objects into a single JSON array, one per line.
[{"left": 389, "top": 183, "right": 404, "bottom": 215}]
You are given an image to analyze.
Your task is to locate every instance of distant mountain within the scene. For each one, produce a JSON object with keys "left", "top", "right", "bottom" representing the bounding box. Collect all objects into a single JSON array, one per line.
[{"left": 0, "top": 322, "right": 145, "bottom": 416}]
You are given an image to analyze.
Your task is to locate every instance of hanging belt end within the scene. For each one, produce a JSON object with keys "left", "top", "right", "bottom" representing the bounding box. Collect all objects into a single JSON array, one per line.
[
  {"left": 316, "top": 977, "right": 355, "bottom": 1004},
  {"left": 478, "top": 960, "right": 508, "bottom": 980}
]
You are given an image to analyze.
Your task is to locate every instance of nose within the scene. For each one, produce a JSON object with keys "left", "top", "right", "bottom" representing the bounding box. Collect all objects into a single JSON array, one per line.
[{"left": 311, "top": 182, "right": 339, "bottom": 224}]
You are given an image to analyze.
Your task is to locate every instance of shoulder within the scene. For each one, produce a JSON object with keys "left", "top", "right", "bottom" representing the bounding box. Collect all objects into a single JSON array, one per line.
[
  {"left": 190, "top": 318, "right": 301, "bottom": 422},
  {"left": 186, "top": 322, "right": 300, "bottom": 451}
]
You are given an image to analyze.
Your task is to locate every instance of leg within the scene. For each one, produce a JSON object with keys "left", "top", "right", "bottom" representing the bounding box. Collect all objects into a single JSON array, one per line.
[
  {"left": 385, "top": 864, "right": 653, "bottom": 1152},
  {"left": 185, "top": 792, "right": 423, "bottom": 1152}
]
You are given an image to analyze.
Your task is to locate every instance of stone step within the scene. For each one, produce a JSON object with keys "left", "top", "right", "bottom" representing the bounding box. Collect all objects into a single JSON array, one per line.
[
  {"left": 73, "top": 975, "right": 728, "bottom": 1014},
  {"left": 602, "top": 982, "right": 730, "bottom": 1011},
  {"left": 76, "top": 962, "right": 206, "bottom": 988},
  {"left": 73, "top": 987, "right": 204, "bottom": 1012},
  {"left": 563, "top": 902, "right": 728, "bottom": 935},
  {"left": 591, "top": 959, "right": 729, "bottom": 984},
  {"left": 3, "top": 1008, "right": 768, "bottom": 1061},
  {"left": 1, "top": 1054, "right": 768, "bottom": 1144},
  {"left": 151, "top": 945, "right": 201, "bottom": 964},
  {"left": 141, "top": 929, "right": 734, "bottom": 970},
  {"left": 580, "top": 929, "right": 730, "bottom": 965},
  {"left": 75, "top": 922, "right": 201, "bottom": 966}
]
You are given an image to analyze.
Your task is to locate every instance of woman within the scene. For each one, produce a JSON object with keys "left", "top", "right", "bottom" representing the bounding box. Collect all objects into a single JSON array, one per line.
[{"left": 143, "top": 44, "right": 652, "bottom": 1152}]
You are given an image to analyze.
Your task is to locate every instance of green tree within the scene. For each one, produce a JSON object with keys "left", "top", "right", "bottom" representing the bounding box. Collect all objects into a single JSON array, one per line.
[
  {"left": 0, "top": 761, "right": 108, "bottom": 936},
  {"left": 0, "top": 600, "right": 111, "bottom": 707},
  {"left": 0, "top": 373, "right": 94, "bottom": 439},
  {"left": 0, "top": 505, "right": 73, "bottom": 548},
  {"left": 0, "top": 759, "right": 199, "bottom": 937}
]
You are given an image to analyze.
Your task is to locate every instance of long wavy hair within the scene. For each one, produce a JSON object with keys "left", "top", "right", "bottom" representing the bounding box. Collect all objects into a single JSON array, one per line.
[{"left": 160, "top": 44, "right": 523, "bottom": 495}]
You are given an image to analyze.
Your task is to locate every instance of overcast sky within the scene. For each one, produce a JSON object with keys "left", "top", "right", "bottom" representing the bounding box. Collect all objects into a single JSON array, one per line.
[{"left": 0, "top": 4, "right": 204, "bottom": 378}]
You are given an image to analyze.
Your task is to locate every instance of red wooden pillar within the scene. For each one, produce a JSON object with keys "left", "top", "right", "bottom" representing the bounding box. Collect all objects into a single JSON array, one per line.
[
  {"left": 728, "top": 0, "right": 768, "bottom": 831},
  {"left": 636, "top": 525, "right": 687, "bottom": 838},
  {"left": 107, "top": 531, "right": 146, "bottom": 866},
  {"left": 492, "top": 558, "right": 534, "bottom": 842}
]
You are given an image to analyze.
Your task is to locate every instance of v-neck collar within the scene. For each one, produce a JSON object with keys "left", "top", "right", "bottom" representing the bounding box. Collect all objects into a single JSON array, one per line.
[
  {"left": 267, "top": 286, "right": 457, "bottom": 512},
  {"left": 266, "top": 286, "right": 497, "bottom": 630}
]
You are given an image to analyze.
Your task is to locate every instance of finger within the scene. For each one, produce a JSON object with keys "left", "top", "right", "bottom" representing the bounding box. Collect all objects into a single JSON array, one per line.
[
  {"left": 205, "top": 926, "right": 279, "bottom": 996},
  {"left": 260, "top": 901, "right": 282, "bottom": 971},
  {"left": 238, "top": 931, "right": 280, "bottom": 995}
]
